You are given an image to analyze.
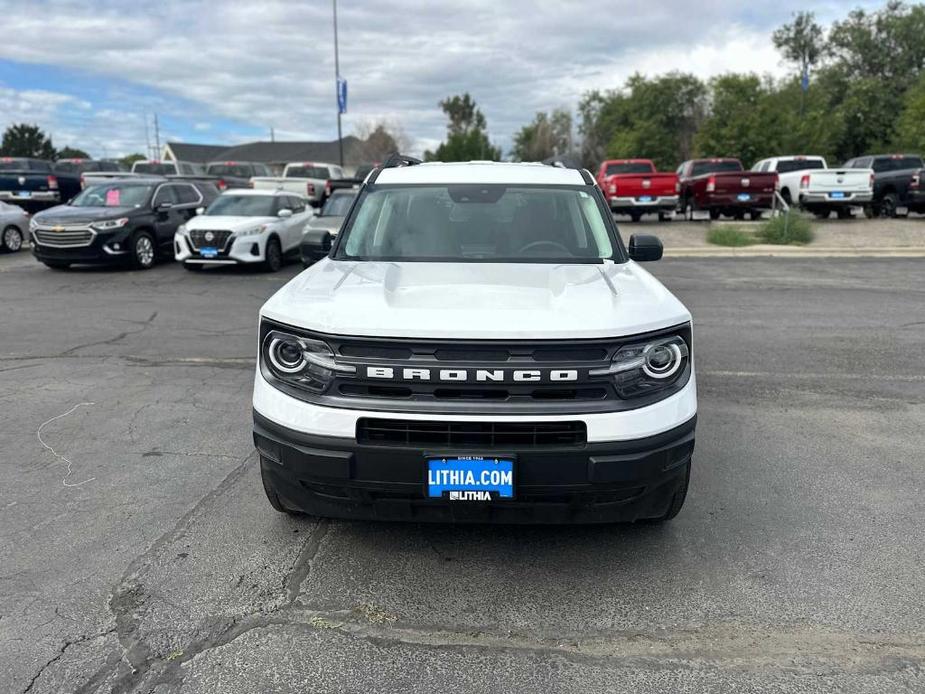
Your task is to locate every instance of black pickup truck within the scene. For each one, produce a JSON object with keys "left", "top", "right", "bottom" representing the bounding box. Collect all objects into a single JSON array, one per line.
[
  {"left": 845, "top": 153, "right": 925, "bottom": 217},
  {"left": 0, "top": 157, "right": 82, "bottom": 211}
]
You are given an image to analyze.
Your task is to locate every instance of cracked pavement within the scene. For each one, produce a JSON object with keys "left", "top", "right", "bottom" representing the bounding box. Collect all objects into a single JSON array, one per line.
[{"left": 0, "top": 250, "right": 923, "bottom": 693}]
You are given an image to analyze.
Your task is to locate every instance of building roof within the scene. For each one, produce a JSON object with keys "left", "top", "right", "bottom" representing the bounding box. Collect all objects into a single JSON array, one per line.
[
  {"left": 164, "top": 137, "right": 367, "bottom": 167},
  {"left": 376, "top": 161, "right": 586, "bottom": 185}
]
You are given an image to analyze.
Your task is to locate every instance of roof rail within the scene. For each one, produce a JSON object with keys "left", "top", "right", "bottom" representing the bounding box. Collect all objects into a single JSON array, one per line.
[{"left": 367, "top": 152, "right": 422, "bottom": 184}]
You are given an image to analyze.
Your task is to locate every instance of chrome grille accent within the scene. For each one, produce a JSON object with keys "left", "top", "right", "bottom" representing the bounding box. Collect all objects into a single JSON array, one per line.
[
  {"left": 188, "top": 229, "right": 233, "bottom": 250},
  {"left": 34, "top": 226, "right": 95, "bottom": 247}
]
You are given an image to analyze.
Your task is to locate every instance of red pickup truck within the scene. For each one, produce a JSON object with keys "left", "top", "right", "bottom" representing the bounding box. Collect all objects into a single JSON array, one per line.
[
  {"left": 595, "top": 159, "right": 678, "bottom": 222},
  {"left": 676, "top": 158, "right": 777, "bottom": 220}
]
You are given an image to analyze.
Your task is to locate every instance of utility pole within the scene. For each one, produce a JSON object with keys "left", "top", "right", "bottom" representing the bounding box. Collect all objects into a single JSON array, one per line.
[
  {"left": 153, "top": 113, "right": 161, "bottom": 159},
  {"left": 270, "top": 126, "right": 275, "bottom": 142},
  {"left": 333, "top": 0, "right": 344, "bottom": 168},
  {"left": 144, "top": 114, "right": 152, "bottom": 160}
]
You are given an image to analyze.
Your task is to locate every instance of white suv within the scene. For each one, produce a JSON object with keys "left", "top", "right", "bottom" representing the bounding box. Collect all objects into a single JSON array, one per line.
[
  {"left": 175, "top": 189, "right": 313, "bottom": 271},
  {"left": 253, "top": 157, "right": 697, "bottom": 523}
]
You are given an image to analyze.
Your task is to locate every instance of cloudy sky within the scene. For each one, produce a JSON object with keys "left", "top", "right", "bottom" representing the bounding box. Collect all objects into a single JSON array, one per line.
[{"left": 0, "top": 0, "right": 882, "bottom": 158}]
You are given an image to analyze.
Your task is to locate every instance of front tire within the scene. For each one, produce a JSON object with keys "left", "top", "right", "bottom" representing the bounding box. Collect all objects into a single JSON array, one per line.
[
  {"left": 263, "top": 237, "right": 282, "bottom": 272},
  {"left": 814, "top": 209, "right": 832, "bottom": 219},
  {"left": 658, "top": 211, "right": 672, "bottom": 222},
  {"left": 629, "top": 211, "right": 642, "bottom": 223},
  {"left": 2, "top": 225, "right": 23, "bottom": 252},
  {"left": 131, "top": 231, "right": 156, "bottom": 270}
]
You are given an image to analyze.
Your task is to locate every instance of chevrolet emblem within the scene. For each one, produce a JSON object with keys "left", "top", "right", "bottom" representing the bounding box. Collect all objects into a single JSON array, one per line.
[{"left": 53, "top": 225, "right": 65, "bottom": 232}]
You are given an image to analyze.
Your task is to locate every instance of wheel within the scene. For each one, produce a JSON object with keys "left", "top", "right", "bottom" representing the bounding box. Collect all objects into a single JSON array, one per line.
[
  {"left": 658, "top": 211, "right": 672, "bottom": 222},
  {"left": 813, "top": 210, "right": 831, "bottom": 219},
  {"left": 749, "top": 211, "right": 762, "bottom": 221},
  {"left": 836, "top": 208, "right": 853, "bottom": 220},
  {"left": 43, "top": 261, "right": 70, "bottom": 270},
  {"left": 183, "top": 262, "right": 203, "bottom": 271},
  {"left": 863, "top": 205, "right": 875, "bottom": 219},
  {"left": 647, "top": 462, "right": 690, "bottom": 523},
  {"left": 2, "top": 225, "right": 23, "bottom": 252},
  {"left": 131, "top": 231, "right": 156, "bottom": 270},
  {"left": 263, "top": 237, "right": 282, "bottom": 272},
  {"left": 709, "top": 208, "right": 721, "bottom": 221},
  {"left": 780, "top": 189, "right": 793, "bottom": 206},
  {"left": 629, "top": 211, "right": 642, "bottom": 223},
  {"left": 683, "top": 199, "right": 696, "bottom": 221},
  {"left": 880, "top": 192, "right": 898, "bottom": 218},
  {"left": 260, "top": 459, "right": 302, "bottom": 515}
]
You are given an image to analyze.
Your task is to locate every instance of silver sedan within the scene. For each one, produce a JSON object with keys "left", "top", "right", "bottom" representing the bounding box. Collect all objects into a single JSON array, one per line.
[{"left": 0, "top": 201, "right": 29, "bottom": 252}]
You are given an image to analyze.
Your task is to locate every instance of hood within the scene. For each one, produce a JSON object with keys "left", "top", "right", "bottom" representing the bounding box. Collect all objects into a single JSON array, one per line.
[
  {"left": 261, "top": 261, "right": 691, "bottom": 340},
  {"left": 34, "top": 205, "right": 140, "bottom": 225},
  {"left": 185, "top": 215, "right": 276, "bottom": 231},
  {"left": 305, "top": 215, "right": 345, "bottom": 234}
]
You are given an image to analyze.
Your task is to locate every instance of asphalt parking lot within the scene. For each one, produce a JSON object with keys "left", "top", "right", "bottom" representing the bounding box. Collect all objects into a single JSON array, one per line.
[{"left": 1, "top": 248, "right": 923, "bottom": 693}]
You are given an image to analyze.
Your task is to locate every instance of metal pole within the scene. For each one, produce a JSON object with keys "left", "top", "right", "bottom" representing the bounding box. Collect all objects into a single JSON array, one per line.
[
  {"left": 153, "top": 113, "right": 161, "bottom": 159},
  {"left": 333, "top": 0, "right": 343, "bottom": 167}
]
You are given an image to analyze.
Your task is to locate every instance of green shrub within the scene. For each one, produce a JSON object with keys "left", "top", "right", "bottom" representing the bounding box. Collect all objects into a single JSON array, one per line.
[
  {"left": 758, "top": 214, "right": 813, "bottom": 245},
  {"left": 707, "top": 226, "right": 758, "bottom": 247}
]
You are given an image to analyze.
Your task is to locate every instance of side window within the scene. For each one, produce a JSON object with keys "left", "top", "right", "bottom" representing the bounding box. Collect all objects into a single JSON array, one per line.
[
  {"left": 289, "top": 196, "right": 305, "bottom": 213},
  {"left": 175, "top": 184, "right": 200, "bottom": 205},
  {"left": 153, "top": 185, "right": 179, "bottom": 207},
  {"left": 872, "top": 158, "right": 890, "bottom": 173}
]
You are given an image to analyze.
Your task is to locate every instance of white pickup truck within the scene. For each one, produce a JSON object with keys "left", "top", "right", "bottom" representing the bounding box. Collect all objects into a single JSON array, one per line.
[
  {"left": 752, "top": 155, "right": 873, "bottom": 219},
  {"left": 251, "top": 162, "right": 345, "bottom": 207}
]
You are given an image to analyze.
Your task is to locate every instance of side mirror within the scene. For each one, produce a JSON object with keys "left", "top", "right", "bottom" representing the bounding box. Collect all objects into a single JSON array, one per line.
[
  {"left": 278, "top": 208, "right": 293, "bottom": 219},
  {"left": 628, "top": 234, "right": 663, "bottom": 262},
  {"left": 156, "top": 201, "right": 173, "bottom": 212},
  {"left": 195, "top": 207, "right": 205, "bottom": 216},
  {"left": 302, "top": 229, "right": 332, "bottom": 260}
]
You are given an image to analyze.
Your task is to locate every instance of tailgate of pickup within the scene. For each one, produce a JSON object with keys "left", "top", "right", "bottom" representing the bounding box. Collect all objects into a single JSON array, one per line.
[
  {"left": 805, "top": 169, "right": 872, "bottom": 193},
  {"left": 712, "top": 172, "right": 776, "bottom": 194},
  {"left": 610, "top": 173, "right": 677, "bottom": 196}
]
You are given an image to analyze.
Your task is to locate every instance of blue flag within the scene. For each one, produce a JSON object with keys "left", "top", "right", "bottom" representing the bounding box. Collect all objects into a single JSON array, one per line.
[
  {"left": 337, "top": 78, "right": 348, "bottom": 114},
  {"left": 801, "top": 68, "right": 810, "bottom": 92}
]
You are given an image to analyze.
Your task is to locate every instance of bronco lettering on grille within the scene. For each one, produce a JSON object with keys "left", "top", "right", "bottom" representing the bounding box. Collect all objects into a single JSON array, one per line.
[{"left": 364, "top": 366, "right": 579, "bottom": 383}]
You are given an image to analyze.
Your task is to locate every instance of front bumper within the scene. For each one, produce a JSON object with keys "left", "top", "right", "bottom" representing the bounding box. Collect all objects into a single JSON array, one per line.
[
  {"left": 610, "top": 196, "right": 678, "bottom": 212},
  {"left": 800, "top": 191, "right": 873, "bottom": 206},
  {"left": 175, "top": 232, "right": 266, "bottom": 265},
  {"left": 702, "top": 192, "right": 774, "bottom": 209},
  {"left": 0, "top": 191, "right": 60, "bottom": 204},
  {"left": 254, "top": 410, "right": 695, "bottom": 524},
  {"left": 31, "top": 226, "right": 132, "bottom": 265}
]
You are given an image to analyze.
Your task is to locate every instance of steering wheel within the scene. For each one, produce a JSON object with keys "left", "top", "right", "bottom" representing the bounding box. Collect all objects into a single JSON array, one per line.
[{"left": 518, "top": 240, "right": 570, "bottom": 256}]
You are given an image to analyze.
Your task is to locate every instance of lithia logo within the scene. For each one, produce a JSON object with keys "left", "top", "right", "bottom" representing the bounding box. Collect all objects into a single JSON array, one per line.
[{"left": 365, "top": 366, "right": 579, "bottom": 382}]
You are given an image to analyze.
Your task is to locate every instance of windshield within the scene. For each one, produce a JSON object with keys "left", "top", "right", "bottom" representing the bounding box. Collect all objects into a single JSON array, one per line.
[
  {"left": 71, "top": 183, "right": 153, "bottom": 207},
  {"left": 605, "top": 162, "right": 654, "bottom": 175},
  {"left": 691, "top": 160, "right": 743, "bottom": 176},
  {"left": 321, "top": 193, "right": 356, "bottom": 217},
  {"left": 776, "top": 159, "right": 825, "bottom": 173},
  {"left": 286, "top": 166, "right": 330, "bottom": 179},
  {"left": 205, "top": 195, "right": 276, "bottom": 217},
  {"left": 207, "top": 164, "right": 252, "bottom": 178},
  {"left": 336, "top": 184, "right": 618, "bottom": 263},
  {"left": 133, "top": 162, "right": 177, "bottom": 175},
  {"left": 0, "top": 159, "right": 44, "bottom": 171}
]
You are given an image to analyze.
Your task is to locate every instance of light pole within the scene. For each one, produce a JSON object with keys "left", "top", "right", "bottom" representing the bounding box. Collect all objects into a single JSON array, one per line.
[{"left": 333, "top": 0, "right": 343, "bottom": 168}]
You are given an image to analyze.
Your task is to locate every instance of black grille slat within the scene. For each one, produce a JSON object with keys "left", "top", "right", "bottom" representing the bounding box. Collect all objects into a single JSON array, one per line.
[
  {"left": 189, "top": 229, "right": 233, "bottom": 250},
  {"left": 357, "top": 418, "right": 586, "bottom": 448}
]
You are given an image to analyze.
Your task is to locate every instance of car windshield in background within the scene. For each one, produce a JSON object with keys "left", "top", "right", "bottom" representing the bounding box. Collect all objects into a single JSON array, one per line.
[
  {"left": 206, "top": 195, "right": 276, "bottom": 217},
  {"left": 321, "top": 193, "right": 356, "bottom": 217},
  {"left": 134, "top": 163, "right": 177, "bottom": 175},
  {"left": 71, "top": 183, "right": 153, "bottom": 207},
  {"left": 776, "top": 159, "right": 826, "bottom": 173},
  {"left": 605, "top": 163, "right": 653, "bottom": 175},
  {"left": 207, "top": 164, "right": 252, "bottom": 178},
  {"left": 0, "top": 159, "right": 47, "bottom": 171},
  {"left": 286, "top": 166, "right": 330, "bottom": 178},
  {"left": 691, "top": 161, "right": 743, "bottom": 176},
  {"left": 337, "top": 184, "right": 617, "bottom": 263}
]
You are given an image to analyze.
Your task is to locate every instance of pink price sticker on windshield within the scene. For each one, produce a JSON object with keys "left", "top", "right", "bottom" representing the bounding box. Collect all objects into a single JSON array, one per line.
[{"left": 105, "top": 189, "right": 121, "bottom": 206}]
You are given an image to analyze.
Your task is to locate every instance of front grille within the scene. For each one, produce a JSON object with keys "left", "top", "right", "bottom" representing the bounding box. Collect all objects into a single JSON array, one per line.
[
  {"left": 357, "top": 418, "right": 587, "bottom": 448},
  {"left": 34, "top": 227, "right": 94, "bottom": 247},
  {"left": 188, "top": 229, "right": 233, "bottom": 250}
]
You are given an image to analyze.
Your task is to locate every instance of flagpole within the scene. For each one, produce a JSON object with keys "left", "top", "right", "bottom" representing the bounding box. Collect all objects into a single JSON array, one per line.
[{"left": 333, "top": 0, "right": 343, "bottom": 168}]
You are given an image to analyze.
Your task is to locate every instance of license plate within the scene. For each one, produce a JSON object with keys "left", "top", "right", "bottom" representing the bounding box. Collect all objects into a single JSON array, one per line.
[
  {"left": 200, "top": 247, "right": 218, "bottom": 258},
  {"left": 830, "top": 191, "right": 845, "bottom": 199},
  {"left": 737, "top": 193, "right": 751, "bottom": 202},
  {"left": 426, "top": 456, "right": 514, "bottom": 500},
  {"left": 638, "top": 195, "right": 653, "bottom": 202},
  {"left": 16, "top": 191, "right": 31, "bottom": 198}
]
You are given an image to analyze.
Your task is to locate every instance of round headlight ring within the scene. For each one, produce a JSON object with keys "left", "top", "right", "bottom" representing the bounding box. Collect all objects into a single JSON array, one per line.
[
  {"left": 268, "top": 337, "right": 306, "bottom": 374},
  {"left": 642, "top": 341, "right": 683, "bottom": 379}
]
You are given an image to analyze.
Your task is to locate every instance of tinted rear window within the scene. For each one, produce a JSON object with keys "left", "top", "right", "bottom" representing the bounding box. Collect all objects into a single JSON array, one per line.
[
  {"left": 134, "top": 162, "right": 177, "bottom": 175},
  {"left": 207, "top": 164, "right": 253, "bottom": 177},
  {"left": 286, "top": 166, "right": 331, "bottom": 179},
  {"left": 604, "top": 162, "right": 654, "bottom": 175},
  {"left": 872, "top": 156, "right": 924, "bottom": 173},
  {"left": 691, "top": 160, "right": 743, "bottom": 176},
  {"left": 776, "top": 159, "right": 826, "bottom": 173}
]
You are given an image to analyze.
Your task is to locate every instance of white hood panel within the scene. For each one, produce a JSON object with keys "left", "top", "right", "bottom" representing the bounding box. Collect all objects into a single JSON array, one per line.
[{"left": 260, "top": 260, "right": 691, "bottom": 340}]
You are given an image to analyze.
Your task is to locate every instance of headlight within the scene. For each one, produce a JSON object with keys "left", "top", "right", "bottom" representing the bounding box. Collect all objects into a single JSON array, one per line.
[
  {"left": 177, "top": 224, "right": 187, "bottom": 234},
  {"left": 590, "top": 333, "right": 690, "bottom": 399},
  {"left": 261, "top": 329, "right": 355, "bottom": 393},
  {"left": 236, "top": 224, "right": 267, "bottom": 238},
  {"left": 29, "top": 217, "right": 39, "bottom": 231},
  {"left": 91, "top": 217, "right": 130, "bottom": 231}
]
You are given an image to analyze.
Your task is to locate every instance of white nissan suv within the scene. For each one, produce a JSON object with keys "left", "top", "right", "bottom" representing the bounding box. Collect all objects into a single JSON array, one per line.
[
  {"left": 253, "top": 156, "right": 697, "bottom": 523},
  {"left": 175, "top": 188, "right": 313, "bottom": 271}
]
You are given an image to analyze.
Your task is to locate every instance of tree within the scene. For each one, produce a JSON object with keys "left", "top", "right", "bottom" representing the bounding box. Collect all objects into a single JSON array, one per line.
[
  {"left": 0, "top": 123, "right": 56, "bottom": 159},
  {"left": 353, "top": 120, "right": 411, "bottom": 162},
  {"left": 511, "top": 110, "right": 572, "bottom": 161},
  {"left": 773, "top": 11, "right": 825, "bottom": 79},
  {"left": 56, "top": 146, "right": 90, "bottom": 160},
  {"left": 895, "top": 72, "right": 925, "bottom": 152},
  {"left": 425, "top": 93, "right": 500, "bottom": 161},
  {"left": 120, "top": 153, "right": 146, "bottom": 168}
]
